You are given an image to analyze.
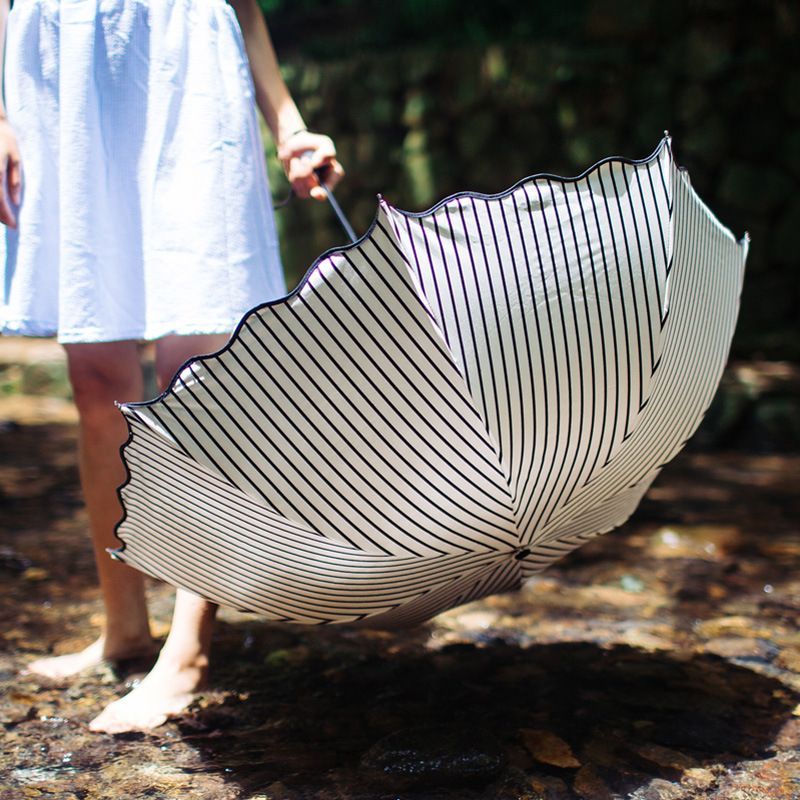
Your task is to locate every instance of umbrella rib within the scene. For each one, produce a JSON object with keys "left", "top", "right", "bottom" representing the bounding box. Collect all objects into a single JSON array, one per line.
[
  {"left": 455, "top": 197, "right": 506, "bottom": 464},
  {"left": 514, "top": 180, "right": 575, "bottom": 535},
  {"left": 496, "top": 195, "right": 535, "bottom": 499},
  {"left": 440, "top": 203, "right": 493, "bottom": 438},
  {"left": 428, "top": 212, "right": 476, "bottom": 391},
  {"left": 607, "top": 164, "right": 645, "bottom": 438},
  {"left": 338, "top": 243, "right": 504, "bottom": 471},
  {"left": 374, "top": 215, "right": 505, "bottom": 447},
  {"left": 473, "top": 196, "right": 518, "bottom": 480},
  {"left": 622, "top": 164, "right": 657, "bottom": 384},
  {"left": 358, "top": 231, "right": 488, "bottom": 417},
  {"left": 553, "top": 179, "right": 601, "bottom": 512},
  {"left": 506, "top": 186, "right": 551, "bottom": 517},
  {"left": 564, "top": 178, "right": 609, "bottom": 499},
  {"left": 297, "top": 266, "right": 507, "bottom": 480},
  {"left": 596, "top": 167, "right": 633, "bottom": 463},
  {"left": 533, "top": 178, "right": 584, "bottom": 531},
  {"left": 638, "top": 165, "right": 667, "bottom": 324},
  {"left": 403, "top": 213, "right": 452, "bottom": 350}
]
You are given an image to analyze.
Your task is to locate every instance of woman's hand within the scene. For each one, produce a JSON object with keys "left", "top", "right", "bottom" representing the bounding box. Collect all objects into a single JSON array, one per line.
[
  {"left": 277, "top": 130, "right": 344, "bottom": 201},
  {"left": 0, "top": 118, "right": 21, "bottom": 227}
]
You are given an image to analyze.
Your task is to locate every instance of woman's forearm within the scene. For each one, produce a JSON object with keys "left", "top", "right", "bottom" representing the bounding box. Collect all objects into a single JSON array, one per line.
[
  {"left": 227, "top": 0, "right": 343, "bottom": 200},
  {"left": 228, "top": 0, "right": 305, "bottom": 147}
]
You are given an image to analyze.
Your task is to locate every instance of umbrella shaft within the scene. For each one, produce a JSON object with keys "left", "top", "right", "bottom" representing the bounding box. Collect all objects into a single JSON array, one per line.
[{"left": 318, "top": 179, "right": 358, "bottom": 244}]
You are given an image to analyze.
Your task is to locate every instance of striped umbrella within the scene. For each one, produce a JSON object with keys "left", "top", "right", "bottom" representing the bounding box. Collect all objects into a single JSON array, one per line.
[{"left": 113, "top": 137, "right": 748, "bottom": 625}]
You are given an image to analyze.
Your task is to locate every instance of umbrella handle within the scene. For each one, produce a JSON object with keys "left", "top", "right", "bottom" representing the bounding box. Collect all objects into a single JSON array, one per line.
[{"left": 297, "top": 149, "right": 358, "bottom": 244}]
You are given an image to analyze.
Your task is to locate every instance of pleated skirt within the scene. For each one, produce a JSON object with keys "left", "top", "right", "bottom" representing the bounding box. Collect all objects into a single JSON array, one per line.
[{"left": 1, "top": 0, "right": 286, "bottom": 343}]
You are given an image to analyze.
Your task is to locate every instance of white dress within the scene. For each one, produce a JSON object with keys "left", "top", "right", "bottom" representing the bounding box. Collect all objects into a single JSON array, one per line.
[{"left": 0, "top": 0, "right": 286, "bottom": 343}]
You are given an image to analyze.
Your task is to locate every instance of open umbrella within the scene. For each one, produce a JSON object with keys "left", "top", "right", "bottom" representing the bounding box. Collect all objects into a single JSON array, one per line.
[{"left": 113, "top": 136, "right": 748, "bottom": 625}]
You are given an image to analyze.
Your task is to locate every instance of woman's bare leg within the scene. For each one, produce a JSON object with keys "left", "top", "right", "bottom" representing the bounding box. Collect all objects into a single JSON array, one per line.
[
  {"left": 25, "top": 341, "right": 155, "bottom": 678},
  {"left": 90, "top": 333, "right": 227, "bottom": 732}
]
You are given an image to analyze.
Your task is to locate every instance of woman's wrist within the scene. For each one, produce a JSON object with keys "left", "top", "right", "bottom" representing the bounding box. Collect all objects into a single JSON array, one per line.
[
  {"left": 273, "top": 106, "right": 308, "bottom": 147},
  {"left": 280, "top": 127, "right": 308, "bottom": 146}
]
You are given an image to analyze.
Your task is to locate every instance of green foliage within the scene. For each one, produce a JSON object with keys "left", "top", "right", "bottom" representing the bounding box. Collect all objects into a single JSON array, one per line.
[{"left": 261, "top": 0, "right": 799, "bottom": 358}]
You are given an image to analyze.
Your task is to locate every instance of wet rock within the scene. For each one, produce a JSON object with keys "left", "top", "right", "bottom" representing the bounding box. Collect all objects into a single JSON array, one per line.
[
  {"left": 628, "top": 778, "right": 687, "bottom": 800},
  {"left": 573, "top": 764, "right": 613, "bottom": 800},
  {"left": 680, "top": 767, "right": 716, "bottom": 791},
  {"left": 703, "top": 637, "right": 779, "bottom": 663},
  {"left": 519, "top": 729, "right": 581, "bottom": 769},
  {"left": 709, "top": 754, "right": 800, "bottom": 800},
  {"left": 360, "top": 725, "right": 505, "bottom": 788},
  {"left": 776, "top": 647, "right": 800, "bottom": 673},
  {"left": 694, "top": 616, "right": 771, "bottom": 640},
  {"left": 490, "top": 766, "right": 555, "bottom": 800},
  {"left": 775, "top": 718, "right": 800, "bottom": 751},
  {"left": 629, "top": 743, "right": 697, "bottom": 772},
  {"left": 524, "top": 773, "right": 572, "bottom": 800},
  {"left": 260, "top": 781, "right": 301, "bottom": 799}
]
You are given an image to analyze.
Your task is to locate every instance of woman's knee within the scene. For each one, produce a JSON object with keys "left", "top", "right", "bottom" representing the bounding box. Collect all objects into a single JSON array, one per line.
[
  {"left": 155, "top": 334, "right": 229, "bottom": 392},
  {"left": 64, "top": 342, "right": 142, "bottom": 416}
]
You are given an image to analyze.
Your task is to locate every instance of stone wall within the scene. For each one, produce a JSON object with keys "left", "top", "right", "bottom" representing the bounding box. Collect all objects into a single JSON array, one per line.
[{"left": 264, "top": 0, "right": 799, "bottom": 359}]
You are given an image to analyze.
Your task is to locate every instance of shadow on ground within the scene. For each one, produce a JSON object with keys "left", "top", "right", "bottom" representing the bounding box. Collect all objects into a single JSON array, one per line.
[{"left": 169, "top": 627, "right": 798, "bottom": 799}]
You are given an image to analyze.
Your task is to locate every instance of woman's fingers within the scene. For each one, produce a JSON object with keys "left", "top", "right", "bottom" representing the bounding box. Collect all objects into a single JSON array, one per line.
[
  {"left": 0, "top": 122, "right": 22, "bottom": 227},
  {"left": 278, "top": 130, "right": 344, "bottom": 202},
  {"left": 308, "top": 159, "right": 344, "bottom": 200},
  {"left": 8, "top": 154, "right": 21, "bottom": 206}
]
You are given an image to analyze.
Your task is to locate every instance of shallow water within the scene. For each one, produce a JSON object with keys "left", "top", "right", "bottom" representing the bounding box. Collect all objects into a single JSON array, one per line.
[{"left": 1, "top": 394, "right": 799, "bottom": 798}]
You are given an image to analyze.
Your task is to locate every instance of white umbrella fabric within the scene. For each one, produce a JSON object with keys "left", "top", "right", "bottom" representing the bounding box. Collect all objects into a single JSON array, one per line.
[{"left": 113, "top": 137, "right": 748, "bottom": 625}]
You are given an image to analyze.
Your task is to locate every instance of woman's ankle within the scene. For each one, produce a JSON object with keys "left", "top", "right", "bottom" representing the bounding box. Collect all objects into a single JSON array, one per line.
[{"left": 100, "top": 630, "right": 156, "bottom": 661}]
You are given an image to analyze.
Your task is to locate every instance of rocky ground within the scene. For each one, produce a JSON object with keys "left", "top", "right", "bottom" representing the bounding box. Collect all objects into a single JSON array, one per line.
[{"left": 0, "top": 339, "right": 798, "bottom": 799}]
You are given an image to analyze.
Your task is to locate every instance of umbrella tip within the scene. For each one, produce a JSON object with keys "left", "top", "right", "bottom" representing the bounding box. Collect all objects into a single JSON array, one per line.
[
  {"left": 743, "top": 230, "right": 751, "bottom": 243},
  {"left": 106, "top": 546, "right": 125, "bottom": 561}
]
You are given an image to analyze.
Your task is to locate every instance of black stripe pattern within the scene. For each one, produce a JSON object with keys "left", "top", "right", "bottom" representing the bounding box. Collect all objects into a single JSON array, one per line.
[{"left": 114, "top": 138, "right": 748, "bottom": 625}]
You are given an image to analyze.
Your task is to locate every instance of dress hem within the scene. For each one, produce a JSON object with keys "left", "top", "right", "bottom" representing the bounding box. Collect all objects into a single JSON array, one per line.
[{"left": 2, "top": 319, "right": 242, "bottom": 344}]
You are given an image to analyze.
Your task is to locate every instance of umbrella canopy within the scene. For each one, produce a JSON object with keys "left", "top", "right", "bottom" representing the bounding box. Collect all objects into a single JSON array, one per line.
[{"left": 114, "top": 137, "right": 748, "bottom": 625}]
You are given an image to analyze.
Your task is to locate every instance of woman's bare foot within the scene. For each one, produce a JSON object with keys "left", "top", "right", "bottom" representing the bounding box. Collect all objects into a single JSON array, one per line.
[
  {"left": 23, "top": 634, "right": 157, "bottom": 680},
  {"left": 88, "top": 650, "right": 208, "bottom": 733}
]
